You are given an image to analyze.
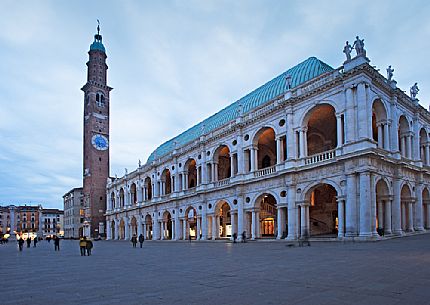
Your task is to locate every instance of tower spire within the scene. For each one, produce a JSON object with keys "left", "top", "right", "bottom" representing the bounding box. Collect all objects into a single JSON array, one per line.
[{"left": 97, "top": 19, "right": 100, "bottom": 36}]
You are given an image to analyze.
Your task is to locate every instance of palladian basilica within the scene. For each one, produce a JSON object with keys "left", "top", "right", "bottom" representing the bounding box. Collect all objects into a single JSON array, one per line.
[{"left": 105, "top": 37, "right": 430, "bottom": 242}]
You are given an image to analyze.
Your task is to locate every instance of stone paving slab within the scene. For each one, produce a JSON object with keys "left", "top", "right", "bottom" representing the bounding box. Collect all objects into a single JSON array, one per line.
[{"left": 1, "top": 234, "right": 430, "bottom": 305}]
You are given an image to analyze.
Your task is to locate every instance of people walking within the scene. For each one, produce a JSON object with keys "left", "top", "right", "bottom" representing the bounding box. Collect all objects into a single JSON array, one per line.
[
  {"left": 138, "top": 234, "right": 144, "bottom": 248},
  {"left": 86, "top": 239, "right": 93, "bottom": 256},
  {"left": 131, "top": 234, "right": 137, "bottom": 248},
  {"left": 33, "top": 237, "right": 38, "bottom": 247},
  {"left": 233, "top": 232, "right": 237, "bottom": 243},
  {"left": 26, "top": 237, "right": 31, "bottom": 248},
  {"left": 53, "top": 235, "right": 60, "bottom": 251},
  {"left": 79, "top": 236, "right": 87, "bottom": 256},
  {"left": 18, "top": 237, "right": 24, "bottom": 251},
  {"left": 242, "top": 231, "right": 246, "bottom": 243}
]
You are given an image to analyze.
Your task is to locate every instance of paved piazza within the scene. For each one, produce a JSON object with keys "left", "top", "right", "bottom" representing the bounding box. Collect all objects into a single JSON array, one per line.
[{"left": 2, "top": 235, "right": 430, "bottom": 305}]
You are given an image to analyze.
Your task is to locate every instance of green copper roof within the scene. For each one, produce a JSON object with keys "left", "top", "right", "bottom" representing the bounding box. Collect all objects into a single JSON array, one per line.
[
  {"left": 146, "top": 57, "right": 333, "bottom": 164},
  {"left": 90, "top": 34, "right": 105, "bottom": 52}
]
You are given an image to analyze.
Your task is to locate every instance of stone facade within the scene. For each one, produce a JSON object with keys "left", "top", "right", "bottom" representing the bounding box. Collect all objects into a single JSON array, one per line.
[
  {"left": 0, "top": 205, "right": 42, "bottom": 236},
  {"left": 106, "top": 45, "right": 430, "bottom": 241},
  {"left": 63, "top": 187, "right": 84, "bottom": 238},
  {"left": 40, "top": 209, "right": 64, "bottom": 238}
]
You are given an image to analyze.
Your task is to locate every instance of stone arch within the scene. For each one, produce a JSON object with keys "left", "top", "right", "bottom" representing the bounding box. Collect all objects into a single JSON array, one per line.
[
  {"left": 119, "top": 218, "right": 125, "bottom": 239},
  {"left": 375, "top": 178, "right": 392, "bottom": 235},
  {"left": 161, "top": 168, "right": 172, "bottom": 195},
  {"left": 372, "top": 99, "right": 389, "bottom": 149},
  {"left": 303, "top": 104, "right": 337, "bottom": 156},
  {"left": 145, "top": 214, "right": 153, "bottom": 240},
  {"left": 110, "top": 191, "right": 115, "bottom": 209},
  {"left": 144, "top": 177, "right": 152, "bottom": 200},
  {"left": 185, "top": 205, "right": 197, "bottom": 240},
  {"left": 184, "top": 158, "right": 197, "bottom": 188},
  {"left": 422, "top": 187, "right": 430, "bottom": 229},
  {"left": 213, "top": 145, "right": 231, "bottom": 180},
  {"left": 119, "top": 188, "right": 125, "bottom": 208},
  {"left": 398, "top": 115, "right": 412, "bottom": 158},
  {"left": 214, "top": 200, "right": 232, "bottom": 238},
  {"left": 130, "top": 216, "right": 137, "bottom": 236},
  {"left": 400, "top": 183, "right": 414, "bottom": 232},
  {"left": 419, "top": 128, "right": 428, "bottom": 164},
  {"left": 130, "top": 183, "right": 137, "bottom": 205},
  {"left": 162, "top": 210, "right": 172, "bottom": 239},
  {"left": 252, "top": 127, "right": 277, "bottom": 170},
  {"left": 253, "top": 193, "right": 279, "bottom": 238},
  {"left": 304, "top": 182, "right": 339, "bottom": 237}
]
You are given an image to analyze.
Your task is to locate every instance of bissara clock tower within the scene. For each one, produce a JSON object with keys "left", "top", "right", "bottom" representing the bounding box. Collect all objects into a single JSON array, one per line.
[{"left": 81, "top": 24, "right": 112, "bottom": 238}]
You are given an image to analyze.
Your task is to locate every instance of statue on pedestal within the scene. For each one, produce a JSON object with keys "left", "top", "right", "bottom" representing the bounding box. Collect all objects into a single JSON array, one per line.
[
  {"left": 410, "top": 83, "right": 419, "bottom": 99},
  {"left": 285, "top": 74, "right": 292, "bottom": 90},
  {"left": 352, "top": 36, "right": 366, "bottom": 57},
  {"left": 138, "top": 159, "right": 141, "bottom": 167},
  {"left": 386, "top": 65, "right": 394, "bottom": 82},
  {"left": 343, "top": 41, "right": 352, "bottom": 61}
]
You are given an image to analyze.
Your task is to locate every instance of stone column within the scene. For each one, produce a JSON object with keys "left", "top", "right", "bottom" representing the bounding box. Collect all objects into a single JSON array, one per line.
[
  {"left": 207, "top": 215, "right": 213, "bottom": 239},
  {"left": 182, "top": 219, "right": 187, "bottom": 240},
  {"left": 286, "top": 109, "right": 296, "bottom": 159},
  {"left": 384, "top": 200, "right": 392, "bottom": 235},
  {"left": 392, "top": 179, "right": 402, "bottom": 234},
  {"left": 137, "top": 219, "right": 142, "bottom": 236},
  {"left": 143, "top": 222, "right": 147, "bottom": 240},
  {"left": 336, "top": 113, "right": 343, "bottom": 147},
  {"left": 237, "top": 198, "right": 244, "bottom": 241},
  {"left": 426, "top": 203, "right": 430, "bottom": 229},
  {"left": 214, "top": 163, "right": 219, "bottom": 181},
  {"left": 230, "top": 155, "right": 235, "bottom": 177},
  {"left": 401, "top": 203, "right": 406, "bottom": 231},
  {"left": 359, "top": 172, "right": 372, "bottom": 237},
  {"left": 237, "top": 147, "right": 244, "bottom": 174},
  {"left": 160, "top": 221, "right": 165, "bottom": 240},
  {"left": 415, "top": 186, "right": 424, "bottom": 231},
  {"left": 406, "top": 134, "right": 412, "bottom": 159},
  {"left": 407, "top": 202, "right": 414, "bottom": 232},
  {"left": 250, "top": 148, "right": 256, "bottom": 172},
  {"left": 251, "top": 210, "right": 257, "bottom": 240},
  {"left": 400, "top": 136, "right": 406, "bottom": 157},
  {"left": 425, "top": 144, "right": 430, "bottom": 166},
  {"left": 106, "top": 221, "right": 112, "bottom": 240},
  {"left": 137, "top": 186, "right": 143, "bottom": 203},
  {"left": 376, "top": 201, "right": 383, "bottom": 231},
  {"left": 300, "top": 204, "right": 309, "bottom": 238},
  {"left": 143, "top": 187, "right": 147, "bottom": 201},
  {"left": 196, "top": 216, "right": 201, "bottom": 240},
  {"left": 345, "top": 87, "right": 355, "bottom": 143},
  {"left": 286, "top": 185, "right": 297, "bottom": 240},
  {"left": 230, "top": 212, "right": 237, "bottom": 241},
  {"left": 299, "top": 128, "right": 307, "bottom": 158},
  {"left": 114, "top": 219, "right": 119, "bottom": 240},
  {"left": 201, "top": 209, "right": 207, "bottom": 240},
  {"left": 377, "top": 124, "right": 383, "bottom": 148},
  {"left": 124, "top": 218, "right": 130, "bottom": 240},
  {"left": 345, "top": 174, "right": 358, "bottom": 237},
  {"left": 357, "top": 82, "right": 368, "bottom": 140},
  {"left": 216, "top": 216, "right": 220, "bottom": 238},
  {"left": 276, "top": 137, "right": 282, "bottom": 164},
  {"left": 174, "top": 213, "right": 180, "bottom": 240},
  {"left": 171, "top": 220, "right": 175, "bottom": 240},
  {"left": 337, "top": 199, "right": 345, "bottom": 237},
  {"left": 277, "top": 206, "right": 286, "bottom": 239},
  {"left": 383, "top": 122, "right": 390, "bottom": 150}
]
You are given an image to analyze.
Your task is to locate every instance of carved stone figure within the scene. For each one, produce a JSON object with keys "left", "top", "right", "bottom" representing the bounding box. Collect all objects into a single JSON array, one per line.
[
  {"left": 138, "top": 159, "right": 141, "bottom": 167},
  {"left": 352, "top": 36, "right": 366, "bottom": 57},
  {"left": 285, "top": 74, "right": 292, "bottom": 90},
  {"left": 343, "top": 41, "right": 352, "bottom": 61},
  {"left": 410, "top": 82, "right": 419, "bottom": 99},
  {"left": 386, "top": 65, "right": 394, "bottom": 81}
]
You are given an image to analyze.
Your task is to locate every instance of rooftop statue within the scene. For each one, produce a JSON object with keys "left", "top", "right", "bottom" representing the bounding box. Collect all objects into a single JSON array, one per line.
[
  {"left": 386, "top": 65, "right": 394, "bottom": 82},
  {"left": 285, "top": 74, "right": 292, "bottom": 90},
  {"left": 352, "top": 36, "right": 366, "bottom": 57},
  {"left": 410, "top": 82, "right": 419, "bottom": 99},
  {"left": 138, "top": 159, "right": 141, "bottom": 167},
  {"left": 343, "top": 41, "right": 352, "bottom": 61}
]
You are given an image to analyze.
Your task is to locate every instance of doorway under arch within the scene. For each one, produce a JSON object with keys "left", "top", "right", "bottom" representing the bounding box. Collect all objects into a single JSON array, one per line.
[{"left": 308, "top": 184, "right": 338, "bottom": 236}]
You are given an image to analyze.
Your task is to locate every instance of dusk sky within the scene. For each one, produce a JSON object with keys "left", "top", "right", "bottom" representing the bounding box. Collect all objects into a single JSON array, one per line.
[{"left": 1, "top": 0, "right": 430, "bottom": 209}]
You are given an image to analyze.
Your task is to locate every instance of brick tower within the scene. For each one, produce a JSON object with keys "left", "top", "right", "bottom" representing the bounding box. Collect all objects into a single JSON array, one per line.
[{"left": 81, "top": 23, "right": 112, "bottom": 238}]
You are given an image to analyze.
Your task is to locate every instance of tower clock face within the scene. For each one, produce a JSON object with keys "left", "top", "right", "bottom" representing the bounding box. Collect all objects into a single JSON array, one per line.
[{"left": 91, "top": 134, "right": 109, "bottom": 151}]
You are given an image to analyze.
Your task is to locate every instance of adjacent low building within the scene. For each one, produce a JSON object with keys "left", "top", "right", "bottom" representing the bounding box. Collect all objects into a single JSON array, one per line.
[
  {"left": 63, "top": 187, "right": 84, "bottom": 238},
  {"left": 41, "top": 209, "right": 64, "bottom": 238},
  {"left": 106, "top": 38, "right": 430, "bottom": 241}
]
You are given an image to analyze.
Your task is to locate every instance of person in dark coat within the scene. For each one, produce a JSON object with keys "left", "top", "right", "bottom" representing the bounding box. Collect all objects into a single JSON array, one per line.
[
  {"left": 26, "top": 237, "right": 31, "bottom": 248},
  {"left": 86, "top": 239, "right": 93, "bottom": 256},
  {"left": 33, "top": 237, "right": 38, "bottom": 247},
  {"left": 131, "top": 234, "right": 137, "bottom": 248},
  {"left": 79, "top": 237, "right": 87, "bottom": 256},
  {"left": 242, "top": 231, "right": 246, "bottom": 243},
  {"left": 53, "top": 235, "right": 60, "bottom": 251},
  {"left": 18, "top": 237, "right": 24, "bottom": 251},
  {"left": 138, "top": 234, "right": 144, "bottom": 248}
]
